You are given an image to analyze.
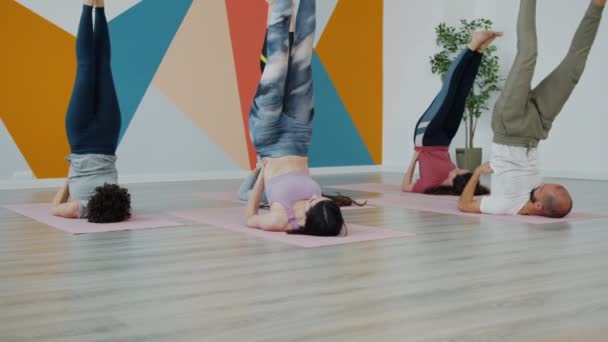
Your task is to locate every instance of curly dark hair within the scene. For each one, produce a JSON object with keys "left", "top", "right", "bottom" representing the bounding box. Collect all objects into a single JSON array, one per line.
[
  {"left": 424, "top": 172, "right": 490, "bottom": 196},
  {"left": 288, "top": 200, "right": 347, "bottom": 237},
  {"left": 87, "top": 183, "right": 132, "bottom": 223}
]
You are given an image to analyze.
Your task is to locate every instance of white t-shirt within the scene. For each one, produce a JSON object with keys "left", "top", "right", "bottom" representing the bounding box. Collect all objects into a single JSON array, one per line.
[{"left": 480, "top": 143, "right": 542, "bottom": 215}]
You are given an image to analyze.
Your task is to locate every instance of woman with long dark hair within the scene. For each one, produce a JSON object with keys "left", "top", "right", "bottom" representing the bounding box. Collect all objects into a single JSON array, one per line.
[
  {"left": 244, "top": 0, "right": 364, "bottom": 236},
  {"left": 401, "top": 30, "right": 502, "bottom": 196}
]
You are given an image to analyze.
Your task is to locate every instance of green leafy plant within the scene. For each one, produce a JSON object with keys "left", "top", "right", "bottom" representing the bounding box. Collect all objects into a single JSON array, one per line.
[{"left": 430, "top": 19, "right": 502, "bottom": 149}]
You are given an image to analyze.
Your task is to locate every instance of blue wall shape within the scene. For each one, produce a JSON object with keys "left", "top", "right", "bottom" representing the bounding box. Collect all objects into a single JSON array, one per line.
[
  {"left": 109, "top": 0, "right": 193, "bottom": 140},
  {"left": 308, "top": 52, "right": 374, "bottom": 167}
]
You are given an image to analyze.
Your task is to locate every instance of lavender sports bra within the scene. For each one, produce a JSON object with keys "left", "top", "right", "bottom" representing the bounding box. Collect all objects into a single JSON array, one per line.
[{"left": 265, "top": 171, "right": 322, "bottom": 229}]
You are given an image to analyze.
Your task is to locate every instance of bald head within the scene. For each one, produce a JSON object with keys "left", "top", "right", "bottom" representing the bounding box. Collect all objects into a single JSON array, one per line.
[{"left": 541, "top": 185, "right": 573, "bottom": 218}]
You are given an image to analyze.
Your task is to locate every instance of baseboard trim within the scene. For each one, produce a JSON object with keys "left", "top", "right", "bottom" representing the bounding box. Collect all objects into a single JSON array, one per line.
[
  {"left": 1, "top": 164, "right": 604, "bottom": 190},
  {"left": 539, "top": 169, "right": 608, "bottom": 181},
  {"left": 382, "top": 162, "right": 608, "bottom": 181},
  {"left": 0, "top": 165, "right": 385, "bottom": 190}
]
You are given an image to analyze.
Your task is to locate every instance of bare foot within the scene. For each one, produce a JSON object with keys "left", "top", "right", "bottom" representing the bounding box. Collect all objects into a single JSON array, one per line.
[
  {"left": 593, "top": 0, "right": 606, "bottom": 8},
  {"left": 468, "top": 30, "right": 494, "bottom": 52},
  {"left": 477, "top": 31, "right": 503, "bottom": 53}
]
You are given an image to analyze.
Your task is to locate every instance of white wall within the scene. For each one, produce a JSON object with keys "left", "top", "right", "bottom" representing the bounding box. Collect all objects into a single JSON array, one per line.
[
  {"left": 384, "top": 0, "right": 608, "bottom": 180},
  {"left": 0, "top": 120, "right": 32, "bottom": 180}
]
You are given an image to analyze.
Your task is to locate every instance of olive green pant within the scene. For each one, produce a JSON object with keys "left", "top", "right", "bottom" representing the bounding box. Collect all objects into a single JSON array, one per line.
[{"left": 492, "top": 0, "right": 604, "bottom": 147}]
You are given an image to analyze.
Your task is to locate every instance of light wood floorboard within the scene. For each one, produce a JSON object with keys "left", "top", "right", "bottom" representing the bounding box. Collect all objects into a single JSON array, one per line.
[{"left": 1, "top": 172, "right": 607, "bottom": 341}]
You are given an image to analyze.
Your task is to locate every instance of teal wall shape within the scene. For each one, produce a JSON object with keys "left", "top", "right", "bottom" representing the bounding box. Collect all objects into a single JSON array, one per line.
[
  {"left": 308, "top": 52, "right": 374, "bottom": 167},
  {"left": 109, "top": 0, "right": 193, "bottom": 140}
]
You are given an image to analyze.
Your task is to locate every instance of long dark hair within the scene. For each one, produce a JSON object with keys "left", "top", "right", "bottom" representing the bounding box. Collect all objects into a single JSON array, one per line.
[
  {"left": 322, "top": 193, "right": 367, "bottom": 207},
  {"left": 424, "top": 173, "right": 490, "bottom": 196},
  {"left": 286, "top": 193, "right": 365, "bottom": 236},
  {"left": 288, "top": 200, "right": 347, "bottom": 236}
]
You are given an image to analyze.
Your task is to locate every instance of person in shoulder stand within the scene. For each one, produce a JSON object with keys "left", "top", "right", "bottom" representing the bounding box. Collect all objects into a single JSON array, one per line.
[{"left": 459, "top": 0, "right": 605, "bottom": 218}]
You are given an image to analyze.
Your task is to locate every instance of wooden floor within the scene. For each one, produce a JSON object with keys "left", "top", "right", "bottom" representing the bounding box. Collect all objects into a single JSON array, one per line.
[{"left": 1, "top": 172, "right": 608, "bottom": 342}]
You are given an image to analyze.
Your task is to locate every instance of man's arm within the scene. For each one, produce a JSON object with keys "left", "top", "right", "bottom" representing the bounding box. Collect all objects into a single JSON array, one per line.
[{"left": 458, "top": 162, "right": 493, "bottom": 213}]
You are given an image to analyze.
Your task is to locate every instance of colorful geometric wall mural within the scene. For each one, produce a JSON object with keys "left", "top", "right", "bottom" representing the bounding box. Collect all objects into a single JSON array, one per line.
[{"left": 0, "top": 0, "right": 383, "bottom": 179}]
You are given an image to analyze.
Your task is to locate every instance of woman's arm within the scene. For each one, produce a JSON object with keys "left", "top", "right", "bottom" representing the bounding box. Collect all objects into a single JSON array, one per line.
[
  {"left": 52, "top": 202, "right": 80, "bottom": 218},
  {"left": 52, "top": 182, "right": 70, "bottom": 205},
  {"left": 401, "top": 151, "right": 420, "bottom": 192},
  {"left": 245, "top": 167, "right": 286, "bottom": 231},
  {"left": 51, "top": 183, "right": 80, "bottom": 218},
  {"left": 247, "top": 214, "right": 288, "bottom": 232}
]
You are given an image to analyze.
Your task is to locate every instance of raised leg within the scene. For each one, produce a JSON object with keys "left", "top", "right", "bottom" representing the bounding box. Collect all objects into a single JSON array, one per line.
[
  {"left": 530, "top": 1, "right": 604, "bottom": 130},
  {"left": 442, "top": 52, "right": 483, "bottom": 142},
  {"left": 491, "top": 0, "right": 538, "bottom": 137},
  {"left": 283, "top": 0, "right": 315, "bottom": 125},
  {"left": 248, "top": 0, "right": 292, "bottom": 155},
  {"left": 414, "top": 48, "right": 477, "bottom": 146},
  {"left": 93, "top": 3, "right": 121, "bottom": 154},
  {"left": 65, "top": 3, "right": 95, "bottom": 152}
]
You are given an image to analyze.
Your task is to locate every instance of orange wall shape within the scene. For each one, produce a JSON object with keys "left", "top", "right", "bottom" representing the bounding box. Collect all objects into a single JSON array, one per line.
[
  {"left": 316, "top": 1, "right": 384, "bottom": 164},
  {"left": 0, "top": 1, "right": 76, "bottom": 178}
]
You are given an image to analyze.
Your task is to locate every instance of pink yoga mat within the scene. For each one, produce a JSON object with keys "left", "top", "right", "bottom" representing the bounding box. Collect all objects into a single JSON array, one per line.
[
  {"left": 328, "top": 183, "right": 404, "bottom": 196},
  {"left": 2, "top": 203, "right": 185, "bottom": 234},
  {"left": 195, "top": 191, "right": 239, "bottom": 202},
  {"left": 167, "top": 207, "right": 413, "bottom": 248},
  {"left": 194, "top": 191, "right": 375, "bottom": 210},
  {"left": 329, "top": 183, "right": 608, "bottom": 224},
  {"left": 367, "top": 194, "right": 608, "bottom": 225}
]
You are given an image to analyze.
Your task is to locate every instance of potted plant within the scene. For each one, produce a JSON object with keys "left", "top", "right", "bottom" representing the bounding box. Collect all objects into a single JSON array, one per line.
[{"left": 429, "top": 19, "right": 502, "bottom": 171}]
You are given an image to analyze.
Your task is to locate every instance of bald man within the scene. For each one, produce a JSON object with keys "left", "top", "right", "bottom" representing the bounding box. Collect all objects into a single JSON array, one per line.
[{"left": 459, "top": 0, "right": 605, "bottom": 218}]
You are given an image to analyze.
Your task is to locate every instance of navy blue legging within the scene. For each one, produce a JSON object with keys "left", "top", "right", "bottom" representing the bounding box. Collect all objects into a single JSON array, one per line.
[
  {"left": 65, "top": 5, "right": 121, "bottom": 155},
  {"left": 414, "top": 48, "right": 483, "bottom": 147}
]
